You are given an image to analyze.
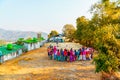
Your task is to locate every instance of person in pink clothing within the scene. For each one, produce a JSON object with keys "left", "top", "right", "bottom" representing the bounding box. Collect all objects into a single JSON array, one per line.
[
  {"left": 53, "top": 46, "right": 57, "bottom": 60},
  {"left": 82, "top": 48, "right": 87, "bottom": 60},
  {"left": 70, "top": 48, "right": 74, "bottom": 62}
]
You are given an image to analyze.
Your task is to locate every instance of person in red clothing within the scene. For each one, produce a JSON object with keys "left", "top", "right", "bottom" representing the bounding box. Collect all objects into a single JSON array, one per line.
[
  {"left": 67, "top": 50, "right": 70, "bottom": 62},
  {"left": 64, "top": 49, "right": 68, "bottom": 61}
]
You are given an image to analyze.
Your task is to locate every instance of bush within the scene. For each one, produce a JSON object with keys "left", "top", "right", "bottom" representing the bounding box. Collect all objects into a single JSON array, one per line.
[
  {"left": 93, "top": 52, "right": 120, "bottom": 79},
  {"left": 94, "top": 53, "right": 119, "bottom": 73}
]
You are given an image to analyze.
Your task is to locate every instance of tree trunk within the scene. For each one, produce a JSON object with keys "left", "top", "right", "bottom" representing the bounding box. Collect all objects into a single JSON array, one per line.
[{"left": 101, "top": 71, "right": 119, "bottom": 80}]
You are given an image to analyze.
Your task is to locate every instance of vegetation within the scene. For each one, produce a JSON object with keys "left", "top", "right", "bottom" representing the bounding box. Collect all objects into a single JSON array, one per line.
[
  {"left": 62, "top": 24, "right": 76, "bottom": 41},
  {"left": 61, "top": 0, "right": 120, "bottom": 79},
  {"left": 48, "top": 30, "right": 59, "bottom": 38},
  {"left": 75, "top": 16, "right": 91, "bottom": 45},
  {"left": 15, "top": 38, "right": 24, "bottom": 45}
]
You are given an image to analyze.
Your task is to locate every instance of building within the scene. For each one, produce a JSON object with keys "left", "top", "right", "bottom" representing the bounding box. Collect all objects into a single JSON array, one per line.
[
  {"left": 0, "top": 37, "right": 47, "bottom": 63},
  {"left": 23, "top": 37, "right": 46, "bottom": 51},
  {"left": 49, "top": 34, "right": 64, "bottom": 42},
  {"left": 0, "top": 44, "right": 23, "bottom": 63},
  {"left": 37, "top": 32, "right": 41, "bottom": 38}
]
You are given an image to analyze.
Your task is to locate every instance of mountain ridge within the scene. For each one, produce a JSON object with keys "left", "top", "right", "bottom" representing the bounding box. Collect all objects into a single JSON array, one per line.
[{"left": 0, "top": 28, "right": 48, "bottom": 41}]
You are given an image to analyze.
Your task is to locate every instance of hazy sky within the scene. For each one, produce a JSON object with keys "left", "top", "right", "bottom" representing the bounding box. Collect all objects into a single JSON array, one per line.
[{"left": 0, "top": 0, "right": 99, "bottom": 33}]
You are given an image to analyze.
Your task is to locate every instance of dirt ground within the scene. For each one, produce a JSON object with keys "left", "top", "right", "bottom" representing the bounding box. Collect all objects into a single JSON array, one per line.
[{"left": 0, "top": 42, "right": 118, "bottom": 80}]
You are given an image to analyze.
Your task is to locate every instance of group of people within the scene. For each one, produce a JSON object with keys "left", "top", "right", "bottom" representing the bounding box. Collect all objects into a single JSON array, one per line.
[{"left": 47, "top": 45, "right": 94, "bottom": 62}]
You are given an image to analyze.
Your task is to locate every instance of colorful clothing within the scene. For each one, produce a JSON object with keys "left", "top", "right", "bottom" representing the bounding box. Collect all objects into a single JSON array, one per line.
[{"left": 82, "top": 50, "right": 86, "bottom": 60}]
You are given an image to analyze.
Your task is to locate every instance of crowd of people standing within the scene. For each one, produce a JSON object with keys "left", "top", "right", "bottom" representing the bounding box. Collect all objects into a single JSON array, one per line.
[{"left": 47, "top": 45, "right": 94, "bottom": 62}]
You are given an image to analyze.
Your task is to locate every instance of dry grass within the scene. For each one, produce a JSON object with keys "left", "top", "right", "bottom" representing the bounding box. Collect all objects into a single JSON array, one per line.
[{"left": 0, "top": 42, "right": 114, "bottom": 80}]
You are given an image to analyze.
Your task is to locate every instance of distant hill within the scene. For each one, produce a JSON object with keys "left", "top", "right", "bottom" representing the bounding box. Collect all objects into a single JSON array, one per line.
[{"left": 0, "top": 28, "right": 48, "bottom": 41}]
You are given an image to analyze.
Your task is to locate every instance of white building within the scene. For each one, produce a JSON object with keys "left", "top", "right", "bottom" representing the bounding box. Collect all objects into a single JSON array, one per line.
[{"left": 0, "top": 44, "right": 23, "bottom": 63}]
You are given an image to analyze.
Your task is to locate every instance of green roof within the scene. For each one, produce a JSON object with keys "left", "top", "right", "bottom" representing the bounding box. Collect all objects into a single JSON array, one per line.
[
  {"left": 0, "top": 44, "right": 23, "bottom": 56},
  {"left": 24, "top": 37, "right": 45, "bottom": 43}
]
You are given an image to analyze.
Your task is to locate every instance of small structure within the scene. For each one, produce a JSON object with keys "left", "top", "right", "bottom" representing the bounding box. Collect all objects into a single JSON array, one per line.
[
  {"left": 37, "top": 32, "right": 41, "bottom": 38},
  {"left": 49, "top": 34, "right": 64, "bottom": 42},
  {"left": 24, "top": 37, "right": 46, "bottom": 51},
  {"left": 0, "top": 37, "right": 47, "bottom": 63},
  {"left": 24, "top": 40, "right": 39, "bottom": 51},
  {"left": 0, "top": 44, "right": 23, "bottom": 63}
]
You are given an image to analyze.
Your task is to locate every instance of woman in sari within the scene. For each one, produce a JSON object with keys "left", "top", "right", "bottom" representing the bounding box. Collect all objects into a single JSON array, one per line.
[
  {"left": 57, "top": 49, "right": 60, "bottom": 61},
  {"left": 60, "top": 48, "right": 64, "bottom": 61},
  {"left": 64, "top": 49, "right": 67, "bottom": 61},
  {"left": 82, "top": 48, "right": 87, "bottom": 60},
  {"left": 53, "top": 46, "right": 57, "bottom": 60}
]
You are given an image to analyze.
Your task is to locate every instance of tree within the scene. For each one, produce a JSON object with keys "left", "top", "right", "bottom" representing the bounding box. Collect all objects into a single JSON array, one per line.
[
  {"left": 48, "top": 30, "right": 59, "bottom": 38},
  {"left": 74, "top": 0, "right": 120, "bottom": 79},
  {"left": 75, "top": 16, "right": 89, "bottom": 45},
  {"left": 90, "top": 0, "right": 120, "bottom": 79},
  {"left": 16, "top": 38, "right": 24, "bottom": 45},
  {"left": 62, "top": 24, "right": 76, "bottom": 41},
  {"left": 75, "top": 16, "right": 95, "bottom": 46}
]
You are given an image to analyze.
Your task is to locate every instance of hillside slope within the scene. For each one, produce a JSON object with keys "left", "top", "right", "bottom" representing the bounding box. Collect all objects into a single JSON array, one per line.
[{"left": 0, "top": 28, "right": 47, "bottom": 41}]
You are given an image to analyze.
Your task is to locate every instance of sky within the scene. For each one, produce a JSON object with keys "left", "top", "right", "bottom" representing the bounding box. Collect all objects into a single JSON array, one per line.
[{"left": 0, "top": 0, "right": 100, "bottom": 33}]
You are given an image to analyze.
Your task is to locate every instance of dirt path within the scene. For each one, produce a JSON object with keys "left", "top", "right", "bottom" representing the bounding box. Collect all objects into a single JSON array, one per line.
[{"left": 0, "top": 43, "right": 101, "bottom": 80}]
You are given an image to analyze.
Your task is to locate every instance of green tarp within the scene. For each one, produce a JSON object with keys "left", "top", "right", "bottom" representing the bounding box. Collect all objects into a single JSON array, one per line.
[{"left": 0, "top": 44, "right": 23, "bottom": 56}]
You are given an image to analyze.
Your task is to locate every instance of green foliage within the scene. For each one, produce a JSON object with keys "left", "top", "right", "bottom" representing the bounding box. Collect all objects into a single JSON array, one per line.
[
  {"left": 48, "top": 30, "right": 59, "bottom": 38},
  {"left": 7, "top": 44, "right": 13, "bottom": 50},
  {"left": 94, "top": 53, "right": 120, "bottom": 73},
  {"left": 16, "top": 38, "right": 24, "bottom": 45},
  {"left": 74, "top": 0, "right": 120, "bottom": 75},
  {"left": 62, "top": 24, "right": 76, "bottom": 41},
  {"left": 75, "top": 16, "right": 94, "bottom": 46}
]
